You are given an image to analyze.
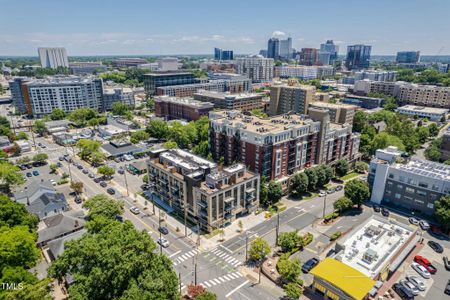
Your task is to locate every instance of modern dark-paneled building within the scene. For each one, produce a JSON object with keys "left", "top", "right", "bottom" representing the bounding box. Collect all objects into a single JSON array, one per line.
[
  {"left": 396, "top": 51, "right": 420, "bottom": 64},
  {"left": 345, "top": 44, "right": 372, "bottom": 70},
  {"left": 214, "top": 48, "right": 234, "bottom": 61},
  {"left": 143, "top": 72, "right": 197, "bottom": 96}
]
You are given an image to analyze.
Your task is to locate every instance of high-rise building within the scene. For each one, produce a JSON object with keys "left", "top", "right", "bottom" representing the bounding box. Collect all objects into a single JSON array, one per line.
[
  {"left": 193, "top": 90, "right": 265, "bottom": 111},
  {"left": 267, "top": 37, "right": 292, "bottom": 60},
  {"left": 346, "top": 45, "right": 372, "bottom": 70},
  {"left": 308, "top": 102, "right": 357, "bottom": 125},
  {"left": 38, "top": 47, "right": 69, "bottom": 69},
  {"left": 147, "top": 148, "right": 259, "bottom": 232},
  {"left": 102, "top": 87, "right": 135, "bottom": 111},
  {"left": 214, "top": 48, "right": 234, "bottom": 61},
  {"left": 269, "top": 84, "right": 316, "bottom": 115},
  {"left": 267, "top": 38, "right": 280, "bottom": 59},
  {"left": 396, "top": 51, "right": 420, "bottom": 64},
  {"left": 143, "top": 72, "right": 197, "bottom": 96},
  {"left": 317, "top": 52, "right": 331, "bottom": 65},
  {"left": 235, "top": 55, "right": 274, "bottom": 83},
  {"left": 299, "top": 48, "right": 318, "bottom": 66},
  {"left": 9, "top": 76, "right": 103, "bottom": 117},
  {"left": 157, "top": 57, "right": 179, "bottom": 71},
  {"left": 320, "top": 40, "right": 339, "bottom": 64}
]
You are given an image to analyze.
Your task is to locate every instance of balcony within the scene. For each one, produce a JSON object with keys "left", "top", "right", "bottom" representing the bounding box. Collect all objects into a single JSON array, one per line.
[
  {"left": 224, "top": 197, "right": 234, "bottom": 203},
  {"left": 246, "top": 194, "right": 255, "bottom": 202},
  {"left": 198, "top": 200, "right": 208, "bottom": 208},
  {"left": 246, "top": 202, "right": 257, "bottom": 210},
  {"left": 245, "top": 188, "right": 255, "bottom": 194},
  {"left": 224, "top": 205, "right": 233, "bottom": 212},
  {"left": 224, "top": 212, "right": 232, "bottom": 220},
  {"left": 199, "top": 208, "right": 208, "bottom": 218}
]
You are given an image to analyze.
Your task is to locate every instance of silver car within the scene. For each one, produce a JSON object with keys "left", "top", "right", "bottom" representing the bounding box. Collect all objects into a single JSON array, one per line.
[
  {"left": 406, "top": 275, "right": 426, "bottom": 291},
  {"left": 419, "top": 220, "right": 430, "bottom": 230},
  {"left": 400, "top": 279, "right": 419, "bottom": 295},
  {"left": 411, "top": 262, "right": 431, "bottom": 279},
  {"left": 157, "top": 237, "right": 170, "bottom": 248},
  {"left": 130, "top": 206, "right": 140, "bottom": 215}
]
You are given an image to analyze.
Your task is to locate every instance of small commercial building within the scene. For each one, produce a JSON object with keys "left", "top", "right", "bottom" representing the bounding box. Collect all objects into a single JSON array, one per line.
[
  {"left": 44, "top": 120, "right": 72, "bottom": 134},
  {"left": 101, "top": 139, "right": 145, "bottom": 158},
  {"left": 52, "top": 132, "right": 78, "bottom": 146},
  {"left": 16, "top": 140, "right": 31, "bottom": 153},
  {"left": 395, "top": 105, "right": 448, "bottom": 121},
  {"left": 98, "top": 124, "right": 127, "bottom": 140},
  {"left": 127, "top": 160, "right": 147, "bottom": 175}
]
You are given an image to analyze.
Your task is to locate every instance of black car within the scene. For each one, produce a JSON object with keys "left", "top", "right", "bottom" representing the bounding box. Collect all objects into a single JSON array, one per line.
[
  {"left": 445, "top": 279, "right": 450, "bottom": 295},
  {"left": 26, "top": 164, "right": 33, "bottom": 169},
  {"left": 74, "top": 196, "right": 82, "bottom": 204},
  {"left": 58, "top": 157, "right": 64, "bottom": 161},
  {"left": 335, "top": 185, "right": 343, "bottom": 191},
  {"left": 381, "top": 207, "right": 390, "bottom": 216},
  {"left": 106, "top": 188, "right": 115, "bottom": 195},
  {"left": 77, "top": 165, "right": 83, "bottom": 170},
  {"left": 115, "top": 215, "right": 124, "bottom": 222},
  {"left": 141, "top": 184, "right": 149, "bottom": 190},
  {"left": 444, "top": 256, "right": 450, "bottom": 271},
  {"left": 99, "top": 181, "right": 107, "bottom": 188},
  {"left": 326, "top": 249, "right": 336, "bottom": 257},
  {"left": 428, "top": 240, "right": 444, "bottom": 253},
  {"left": 93, "top": 177, "right": 101, "bottom": 183},
  {"left": 302, "top": 258, "right": 319, "bottom": 273},
  {"left": 19, "top": 165, "right": 27, "bottom": 170},
  {"left": 373, "top": 204, "right": 381, "bottom": 212},
  {"left": 82, "top": 169, "right": 89, "bottom": 174},
  {"left": 158, "top": 226, "right": 169, "bottom": 235},
  {"left": 26, "top": 172, "right": 32, "bottom": 177},
  {"left": 393, "top": 283, "right": 414, "bottom": 300}
]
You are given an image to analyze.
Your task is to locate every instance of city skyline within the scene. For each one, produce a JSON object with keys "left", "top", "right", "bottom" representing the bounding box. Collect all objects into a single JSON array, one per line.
[{"left": 1, "top": 0, "right": 450, "bottom": 56}]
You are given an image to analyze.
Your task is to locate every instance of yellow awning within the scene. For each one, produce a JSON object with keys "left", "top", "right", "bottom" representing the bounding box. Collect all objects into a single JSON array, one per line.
[{"left": 310, "top": 258, "right": 376, "bottom": 300}]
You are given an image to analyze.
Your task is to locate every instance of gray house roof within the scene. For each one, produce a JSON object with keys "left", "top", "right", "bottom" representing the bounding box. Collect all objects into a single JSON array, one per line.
[
  {"left": 37, "top": 211, "right": 86, "bottom": 245},
  {"left": 47, "top": 229, "right": 87, "bottom": 260},
  {"left": 14, "top": 181, "right": 68, "bottom": 220}
]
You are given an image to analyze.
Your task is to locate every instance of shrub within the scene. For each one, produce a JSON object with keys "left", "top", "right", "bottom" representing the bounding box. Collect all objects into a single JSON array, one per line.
[
  {"left": 329, "top": 231, "right": 342, "bottom": 241},
  {"left": 303, "top": 233, "right": 313, "bottom": 246}
]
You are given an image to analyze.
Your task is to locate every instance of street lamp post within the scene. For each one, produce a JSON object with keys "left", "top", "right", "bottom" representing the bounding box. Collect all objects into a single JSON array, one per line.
[
  {"left": 123, "top": 164, "right": 129, "bottom": 197},
  {"left": 322, "top": 193, "right": 328, "bottom": 219}
]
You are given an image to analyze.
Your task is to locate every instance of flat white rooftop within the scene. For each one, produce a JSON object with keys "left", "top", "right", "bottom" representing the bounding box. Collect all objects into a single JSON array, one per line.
[
  {"left": 339, "top": 216, "right": 413, "bottom": 278},
  {"left": 397, "top": 105, "right": 449, "bottom": 114}
]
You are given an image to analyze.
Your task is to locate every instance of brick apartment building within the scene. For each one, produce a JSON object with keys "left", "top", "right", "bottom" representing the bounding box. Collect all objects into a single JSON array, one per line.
[
  {"left": 154, "top": 96, "right": 214, "bottom": 121},
  {"left": 193, "top": 90, "right": 266, "bottom": 111}
]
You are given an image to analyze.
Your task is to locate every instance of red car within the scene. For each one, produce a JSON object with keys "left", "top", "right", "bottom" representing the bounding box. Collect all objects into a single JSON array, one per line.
[{"left": 414, "top": 255, "right": 437, "bottom": 274}]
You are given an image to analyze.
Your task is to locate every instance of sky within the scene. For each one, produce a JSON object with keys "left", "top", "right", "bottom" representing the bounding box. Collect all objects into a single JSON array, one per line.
[{"left": 0, "top": 0, "right": 449, "bottom": 56}]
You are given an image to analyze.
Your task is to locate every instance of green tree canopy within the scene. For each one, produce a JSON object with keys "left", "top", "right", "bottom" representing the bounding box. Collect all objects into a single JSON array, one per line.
[
  {"left": 83, "top": 194, "right": 124, "bottom": 220},
  {"left": 0, "top": 161, "right": 25, "bottom": 191},
  {"left": 0, "top": 195, "right": 38, "bottom": 230},
  {"left": 32, "top": 120, "right": 46, "bottom": 136},
  {"left": 305, "top": 168, "right": 318, "bottom": 191},
  {"left": 291, "top": 173, "right": 308, "bottom": 196},
  {"left": 355, "top": 161, "right": 368, "bottom": 173},
  {"left": 32, "top": 153, "right": 48, "bottom": 163},
  {"left": 435, "top": 195, "right": 450, "bottom": 233},
  {"left": 111, "top": 102, "right": 130, "bottom": 116},
  {"left": 277, "top": 257, "right": 302, "bottom": 283},
  {"left": 0, "top": 225, "right": 40, "bottom": 271},
  {"left": 333, "top": 196, "right": 354, "bottom": 213},
  {"left": 248, "top": 237, "right": 270, "bottom": 262},
  {"left": 49, "top": 108, "right": 66, "bottom": 121},
  {"left": 267, "top": 181, "right": 283, "bottom": 206},
  {"left": 334, "top": 160, "right": 349, "bottom": 178},
  {"left": 277, "top": 230, "right": 302, "bottom": 253},
  {"left": 146, "top": 119, "right": 169, "bottom": 139},
  {"left": 76, "top": 139, "right": 101, "bottom": 160},
  {"left": 283, "top": 282, "right": 303, "bottom": 300},
  {"left": 130, "top": 130, "right": 150, "bottom": 144},
  {"left": 97, "top": 165, "right": 115, "bottom": 178},
  {"left": 345, "top": 180, "right": 370, "bottom": 208}
]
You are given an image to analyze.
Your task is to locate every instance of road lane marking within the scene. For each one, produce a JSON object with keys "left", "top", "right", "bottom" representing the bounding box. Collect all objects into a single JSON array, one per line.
[
  {"left": 225, "top": 280, "right": 250, "bottom": 298},
  {"left": 219, "top": 244, "right": 233, "bottom": 254},
  {"left": 169, "top": 250, "right": 181, "bottom": 258}
]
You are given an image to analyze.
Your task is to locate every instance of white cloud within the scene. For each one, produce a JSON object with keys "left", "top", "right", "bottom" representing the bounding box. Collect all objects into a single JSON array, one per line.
[{"left": 272, "top": 31, "right": 286, "bottom": 37}]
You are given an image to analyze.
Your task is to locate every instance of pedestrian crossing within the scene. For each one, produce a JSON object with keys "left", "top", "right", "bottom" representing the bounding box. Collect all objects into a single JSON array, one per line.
[
  {"left": 200, "top": 271, "right": 242, "bottom": 288},
  {"left": 208, "top": 247, "right": 242, "bottom": 268},
  {"left": 173, "top": 249, "right": 199, "bottom": 266}
]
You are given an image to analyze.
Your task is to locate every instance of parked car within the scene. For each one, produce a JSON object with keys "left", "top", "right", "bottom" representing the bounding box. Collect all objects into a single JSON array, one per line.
[
  {"left": 82, "top": 169, "right": 89, "bottom": 174},
  {"left": 335, "top": 185, "right": 343, "bottom": 191},
  {"left": 130, "top": 206, "right": 140, "bottom": 215},
  {"left": 26, "top": 164, "right": 32, "bottom": 169},
  {"left": 88, "top": 173, "right": 95, "bottom": 178},
  {"left": 58, "top": 157, "right": 64, "bottom": 161},
  {"left": 114, "top": 157, "right": 121, "bottom": 163},
  {"left": 302, "top": 258, "right": 319, "bottom": 273},
  {"left": 19, "top": 165, "right": 27, "bottom": 170},
  {"left": 93, "top": 177, "right": 101, "bottom": 183},
  {"left": 32, "top": 170, "right": 39, "bottom": 176},
  {"left": 41, "top": 144, "right": 46, "bottom": 148},
  {"left": 74, "top": 196, "right": 82, "bottom": 204},
  {"left": 37, "top": 142, "right": 42, "bottom": 147},
  {"left": 414, "top": 255, "right": 437, "bottom": 274},
  {"left": 99, "top": 181, "right": 107, "bottom": 188},
  {"left": 419, "top": 220, "right": 430, "bottom": 230},
  {"left": 405, "top": 275, "right": 426, "bottom": 291},
  {"left": 57, "top": 162, "right": 62, "bottom": 167},
  {"left": 400, "top": 279, "right": 419, "bottom": 296},
  {"left": 411, "top": 261, "right": 431, "bottom": 278},
  {"left": 373, "top": 204, "right": 381, "bottom": 212},
  {"left": 427, "top": 240, "right": 443, "bottom": 253},
  {"left": 124, "top": 154, "right": 133, "bottom": 161},
  {"left": 141, "top": 184, "right": 149, "bottom": 190},
  {"left": 408, "top": 217, "right": 419, "bottom": 225},
  {"left": 318, "top": 191, "right": 326, "bottom": 197},
  {"left": 327, "top": 189, "right": 335, "bottom": 194},
  {"left": 77, "top": 165, "right": 83, "bottom": 170},
  {"left": 26, "top": 172, "right": 32, "bottom": 177},
  {"left": 443, "top": 256, "right": 450, "bottom": 271},
  {"left": 158, "top": 226, "right": 169, "bottom": 235},
  {"left": 118, "top": 168, "right": 125, "bottom": 174},
  {"left": 106, "top": 188, "right": 115, "bottom": 195},
  {"left": 381, "top": 207, "right": 389, "bottom": 216},
  {"left": 446, "top": 279, "right": 450, "bottom": 295},
  {"left": 50, "top": 179, "right": 56, "bottom": 186},
  {"left": 115, "top": 215, "right": 124, "bottom": 222},
  {"left": 326, "top": 249, "right": 336, "bottom": 257},
  {"left": 157, "top": 237, "right": 170, "bottom": 248},
  {"left": 392, "top": 283, "right": 414, "bottom": 300}
]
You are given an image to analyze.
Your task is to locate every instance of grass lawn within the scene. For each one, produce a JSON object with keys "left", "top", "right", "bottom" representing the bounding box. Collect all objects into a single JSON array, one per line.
[
  {"left": 340, "top": 172, "right": 360, "bottom": 181},
  {"left": 301, "top": 192, "right": 318, "bottom": 201}
]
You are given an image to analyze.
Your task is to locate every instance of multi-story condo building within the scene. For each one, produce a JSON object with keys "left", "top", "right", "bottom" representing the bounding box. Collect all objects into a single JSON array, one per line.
[
  {"left": 102, "top": 87, "right": 135, "bottom": 111},
  {"left": 317, "top": 52, "right": 331, "bottom": 65},
  {"left": 354, "top": 70, "right": 397, "bottom": 82},
  {"left": 69, "top": 62, "right": 107, "bottom": 74},
  {"left": 143, "top": 72, "right": 197, "bottom": 96},
  {"left": 38, "top": 47, "right": 69, "bottom": 69},
  {"left": 214, "top": 48, "right": 234, "bottom": 61},
  {"left": 235, "top": 55, "right": 274, "bottom": 83},
  {"left": 345, "top": 45, "right": 372, "bottom": 70},
  {"left": 320, "top": 40, "right": 339, "bottom": 64},
  {"left": 157, "top": 57, "right": 179, "bottom": 71},
  {"left": 396, "top": 51, "right": 420, "bottom": 64},
  {"left": 308, "top": 102, "right": 357, "bottom": 125},
  {"left": 156, "top": 78, "right": 251, "bottom": 98},
  {"left": 111, "top": 58, "right": 148, "bottom": 67},
  {"left": 147, "top": 149, "right": 259, "bottom": 232},
  {"left": 193, "top": 90, "right": 265, "bottom": 111},
  {"left": 9, "top": 76, "right": 103, "bottom": 117},
  {"left": 208, "top": 111, "right": 360, "bottom": 186},
  {"left": 369, "top": 146, "right": 450, "bottom": 215},
  {"left": 9, "top": 77, "right": 30, "bottom": 114},
  {"left": 274, "top": 65, "right": 335, "bottom": 80},
  {"left": 299, "top": 48, "right": 318, "bottom": 66},
  {"left": 154, "top": 96, "right": 214, "bottom": 121},
  {"left": 353, "top": 80, "right": 399, "bottom": 97},
  {"left": 317, "top": 66, "right": 335, "bottom": 78},
  {"left": 269, "top": 84, "right": 316, "bottom": 115},
  {"left": 342, "top": 94, "right": 385, "bottom": 109}
]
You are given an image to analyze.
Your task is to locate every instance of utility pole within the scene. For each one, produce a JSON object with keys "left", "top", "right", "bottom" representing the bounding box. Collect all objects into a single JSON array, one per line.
[
  {"left": 123, "top": 164, "right": 129, "bottom": 196},
  {"left": 322, "top": 193, "right": 327, "bottom": 218},
  {"left": 184, "top": 199, "right": 188, "bottom": 237},
  {"left": 275, "top": 211, "right": 280, "bottom": 245},
  {"left": 179, "top": 273, "right": 182, "bottom": 294},
  {"left": 65, "top": 147, "right": 73, "bottom": 183},
  {"left": 245, "top": 233, "right": 249, "bottom": 262}
]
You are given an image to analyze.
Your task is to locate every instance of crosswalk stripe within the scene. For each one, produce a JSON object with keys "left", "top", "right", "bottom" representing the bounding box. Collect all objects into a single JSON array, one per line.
[
  {"left": 212, "top": 279, "right": 221, "bottom": 285},
  {"left": 231, "top": 272, "right": 240, "bottom": 279},
  {"left": 218, "top": 277, "right": 226, "bottom": 283},
  {"left": 218, "top": 252, "right": 226, "bottom": 258},
  {"left": 204, "top": 281, "right": 211, "bottom": 287},
  {"left": 223, "top": 274, "right": 233, "bottom": 281},
  {"left": 212, "top": 248, "right": 220, "bottom": 254}
]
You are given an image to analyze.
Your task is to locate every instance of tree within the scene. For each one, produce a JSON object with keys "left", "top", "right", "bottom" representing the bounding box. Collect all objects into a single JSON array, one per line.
[
  {"left": 333, "top": 197, "right": 354, "bottom": 213},
  {"left": 32, "top": 153, "right": 48, "bottom": 163},
  {"left": 291, "top": 172, "right": 308, "bottom": 196},
  {"left": 0, "top": 195, "right": 38, "bottom": 230},
  {"left": 192, "top": 140, "right": 210, "bottom": 158},
  {"left": 277, "top": 257, "right": 302, "bottom": 283},
  {"left": 334, "top": 159, "right": 349, "bottom": 177},
  {"left": 353, "top": 111, "right": 367, "bottom": 133},
  {"left": 70, "top": 181, "right": 84, "bottom": 194},
  {"left": 267, "top": 181, "right": 283, "bottom": 206},
  {"left": 32, "top": 120, "right": 46, "bottom": 136},
  {"left": 196, "top": 291, "right": 217, "bottom": 300},
  {"left": 49, "top": 163, "right": 58, "bottom": 173},
  {"left": 90, "top": 151, "right": 106, "bottom": 166},
  {"left": 49, "top": 108, "right": 66, "bottom": 120},
  {"left": 435, "top": 195, "right": 450, "bottom": 233},
  {"left": 83, "top": 194, "right": 124, "bottom": 220},
  {"left": 87, "top": 117, "right": 100, "bottom": 129},
  {"left": 68, "top": 108, "right": 97, "bottom": 127},
  {"left": 48, "top": 221, "right": 179, "bottom": 300},
  {"left": 187, "top": 284, "right": 205, "bottom": 299},
  {"left": 305, "top": 168, "right": 318, "bottom": 191},
  {"left": 97, "top": 165, "right": 115, "bottom": 178},
  {"left": 284, "top": 282, "right": 302, "bottom": 300},
  {"left": 76, "top": 139, "right": 101, "bottom": 160},
  {"left": 0, "top": 161, "right": 25, "bottom": 191},
  {"left": 277, "top": 231, "right": 302, "bottom": 253},
  {"left": 130, "top": 130, "right": 149, "bottom": 144},
  {"left": 16, "top": 131, "right": 28, "bottom": 140},
  {"left": 345, "top": 180, "right": 370, "bottom": 208},
  {"left": 142, "top": 174, "right": 149, "bottom": 183},
  {"left": 416, "top": 126, "right": 429, "bottom": 143},
  {"left": 238, "top": 220, "right": 243, "bottom": 232},
  {"left": 1, "top": 277, "right": 52, "bottom": 300},
  {"left": 111, "top": 102, "right": 130, "bottom": 116},
  {"left": 428, "top": 123, "right": 439, "bottom": 137},
  {"left": 371, "top": 132, "right": 405, "bottom": 154},
  {"left": 0, "top": 226, "right": 40, "bottom": 271},
  {"left": 146, "top": 119, "right": 169, "bottom": 139},
  {"left": 248, "top": 237, "right": 270, "bottom": 262},
  {"left": 162, "top": 140, "right": 178, "bottom": 149},
  {"left": 316, "top": 165, "right": 333, "bottom": 188},
  {"left": 259, "top": 176, "right": 268, "bottom": 207},
  {"left": 355, "top": 161, "right": 368, "bottom": 173}
]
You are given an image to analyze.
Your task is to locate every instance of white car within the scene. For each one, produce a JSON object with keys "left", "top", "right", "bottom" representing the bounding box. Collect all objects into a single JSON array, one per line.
[
  {"left": 124, "top": 154, "right": 133, "bottom": 161},
  {"left": 409, "top": 217, "right": 419, "bottom": 225},
  {"left": 50, "top": 179, "right": 57, "bottom": 186},
  {"left": 419, "top": 220, "right": 430, "bottom": 230},
  {"left": 400, "top": 279, "right": 419, "bottom": 295},
  {"left": 157, "top": 237, "right": 170, "bottom": 248},
  {"left": 406, "top": 275, "right": 426, "bottom": 291},
  {"left": 319, "top": 191, "right": 326, "bottom": 197},
  {"left": 130, "top": 206, "right": 140, "bottom": 215},
  {"left": 411, "top": 262, "right": 431, "bottom": 279}
]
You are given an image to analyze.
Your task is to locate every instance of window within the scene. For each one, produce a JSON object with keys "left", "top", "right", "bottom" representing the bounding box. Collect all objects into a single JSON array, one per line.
[
  {"left": 427, "top": 203, "right": 434, "bottom": 209},
  {"left": 405, "top": 187, "right": 415, "bottom": 194},
  {"left": 395, "top": 193, "right": 401, "bottom": 199},
  {"left": 397, "top": 184, "right": 403, "bottom": 189},
  {"left": 416, "top": 190, "right": 426, "bottom": 196},
  {"left": 418, "top": 182, "right": 428, "bottom": 188},
  {"left": 388, "top": 174, "right": 394, "bottom": 179}
]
